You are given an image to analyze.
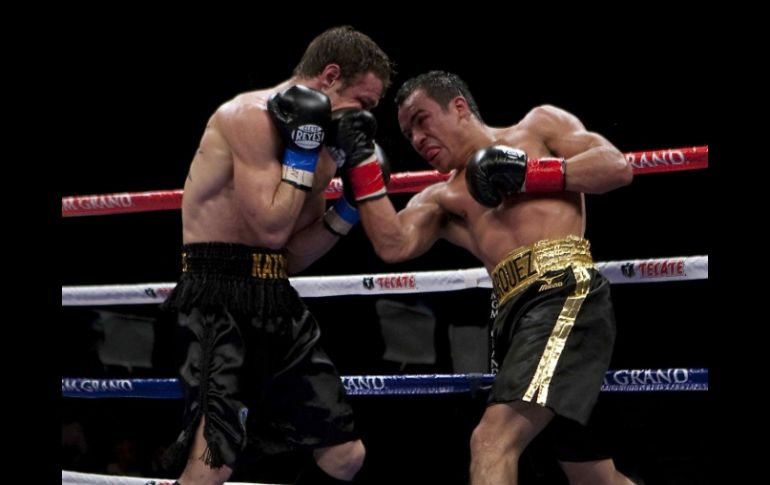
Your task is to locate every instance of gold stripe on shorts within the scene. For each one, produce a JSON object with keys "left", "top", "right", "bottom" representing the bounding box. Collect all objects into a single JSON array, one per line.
[{"left": 523, "top": 264, "right": 592, "bottom": 405}]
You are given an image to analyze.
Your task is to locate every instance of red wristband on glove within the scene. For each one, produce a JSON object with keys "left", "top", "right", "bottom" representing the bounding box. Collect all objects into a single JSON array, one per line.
[
  {"left": 348, "top": 154, "right": 387, "bottom": 201},
  {"left": 524, "top": 158, "right": 566, "bottom": 192}
]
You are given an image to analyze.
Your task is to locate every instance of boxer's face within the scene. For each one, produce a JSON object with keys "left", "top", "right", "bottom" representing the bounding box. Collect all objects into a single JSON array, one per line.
[
  {"left": 398, "top": 89, "right": 467, "bottom": 173},
  {"left": 327, "top": 72, "right": 383, "bottom": 113}
]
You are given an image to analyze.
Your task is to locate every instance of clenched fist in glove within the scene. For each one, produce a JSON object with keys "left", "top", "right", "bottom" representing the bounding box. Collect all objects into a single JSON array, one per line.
[
  {"left": 465, "top": 145, "right": 565, "bottom": 207},
  {"left": 267, "top": 84, "right": 331, "bottom": 191}
]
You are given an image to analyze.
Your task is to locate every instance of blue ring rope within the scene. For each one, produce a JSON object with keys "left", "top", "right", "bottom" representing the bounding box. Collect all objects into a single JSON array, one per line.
[{"left": 61, "top": 368, "right": 707, "bottom": 399}]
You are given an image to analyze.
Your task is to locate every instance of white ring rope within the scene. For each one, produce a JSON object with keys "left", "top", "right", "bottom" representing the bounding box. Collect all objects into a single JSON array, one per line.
[
  {"left": 62, "top": 255, "right": 707, "bottom": 306},
  {"left": 62, "top": 470, "right": 270, "bottom": 485}
]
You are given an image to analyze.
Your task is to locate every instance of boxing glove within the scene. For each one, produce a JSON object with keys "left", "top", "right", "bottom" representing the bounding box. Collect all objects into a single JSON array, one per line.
[
  {"left": 267, "top": 85, "right": 331, "bottom": 190},
  {"left": 334, "top": 109, "right": 390, "bottom": 203},
  {"left": 465, "top": 145, "right": 565, "bottom": 207}
]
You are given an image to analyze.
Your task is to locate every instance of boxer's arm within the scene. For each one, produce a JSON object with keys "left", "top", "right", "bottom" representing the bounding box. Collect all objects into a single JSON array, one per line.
[
  {"left": 223, "top": 104, "right": 318, "bottom": 247},
  {"left": 284, "top": 194, "right": 342, "bottom": 274},
  {"left": 522, "top": 105, "right": 632, "bottom": 194},
  {"left": 358, "top": 183, "right": 448, "bottom": 263},
  {"left": 229, "top": 85, "right": 331, "bottom": 248}
]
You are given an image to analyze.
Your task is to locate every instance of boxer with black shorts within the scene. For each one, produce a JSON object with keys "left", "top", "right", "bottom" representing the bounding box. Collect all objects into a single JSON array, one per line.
[
  {"left": 161, "top": 26, "right": 393, "bottom": 485},
  {"left": 343, "top": 70, "right": 638, "bottom": 484}
]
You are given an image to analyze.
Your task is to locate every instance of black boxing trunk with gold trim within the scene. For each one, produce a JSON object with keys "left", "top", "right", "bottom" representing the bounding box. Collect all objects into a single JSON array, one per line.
[
  {"left": 491, "top": 235, "right": 595, "bottom": 305},
  {"left": 181, "top": 244, "right": 287, "bottom": 279},
  {"left": 161, "top": 242, "right": 357, "bottom": 470},
  {"left": 161, "top": 242, "right": 302, "bottom": 320}
]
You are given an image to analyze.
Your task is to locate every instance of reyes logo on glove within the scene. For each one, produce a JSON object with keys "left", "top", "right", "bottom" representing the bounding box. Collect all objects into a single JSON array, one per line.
[
  {"left": 267, "top": 84, "right": 330, "bottom": 153},
  {"left": 291, "top": 123, "right": 324, "bottom": 150}
]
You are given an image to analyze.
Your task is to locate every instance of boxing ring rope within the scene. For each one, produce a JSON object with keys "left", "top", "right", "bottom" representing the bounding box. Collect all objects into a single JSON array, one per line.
[
  {"left": 62, "top": 368, "right": 708, "bottom": 400},
  {"left": 62, "top": 255, "right": 707, "bottom": 306},
  {"left": 62, "top": 367, "right": 709, "bottom": 485},
  {"left": 62, "top": 470, "right": 261, "bottom": 485},
  {"left": 62, "top": 145, "right": 708, "bottom": 484},
  {"left": 61, "top": 145, "right": 708, "bottom": 217},
  {"left": 62, "top": 253, "right": 709, "bottom": 395}
]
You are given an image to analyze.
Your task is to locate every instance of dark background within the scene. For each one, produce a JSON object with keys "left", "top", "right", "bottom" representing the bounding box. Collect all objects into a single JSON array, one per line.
[{"left": 61, "top": 14, "right": 709, "bottom": 485}]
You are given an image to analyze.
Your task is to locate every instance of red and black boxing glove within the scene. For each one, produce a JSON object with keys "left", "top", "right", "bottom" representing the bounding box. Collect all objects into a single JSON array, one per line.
[
  {"left": 332, "top": 109, "right": 390, "bottom": 203},
  {"left": 465, "top": 145, "right": 565, "bottom": 207}
]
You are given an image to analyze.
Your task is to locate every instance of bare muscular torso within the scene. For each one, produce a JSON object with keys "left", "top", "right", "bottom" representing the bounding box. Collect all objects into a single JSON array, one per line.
[
  {"left": 434, "top": 125, "right": 584, "bottom": 272},
  {"left": 181, "top": 87, "right": 337, "bottom": 248}
]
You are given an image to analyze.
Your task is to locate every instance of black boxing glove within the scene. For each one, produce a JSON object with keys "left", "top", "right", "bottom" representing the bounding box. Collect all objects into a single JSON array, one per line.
[
  {"left": 334, "top": 109, "right": 389, "bottom": 202},
  {"left": 340, "top": 142, "right": 391, "bottom": 208},
  {"left": 465, "top": 145, "right": 565, "bottom": 207},
  {"left": 267, "top": 85, "right": 331, "bottom": 191},
  {"left": 325, "top": 108, "right": 357, "bottom": 168}
]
